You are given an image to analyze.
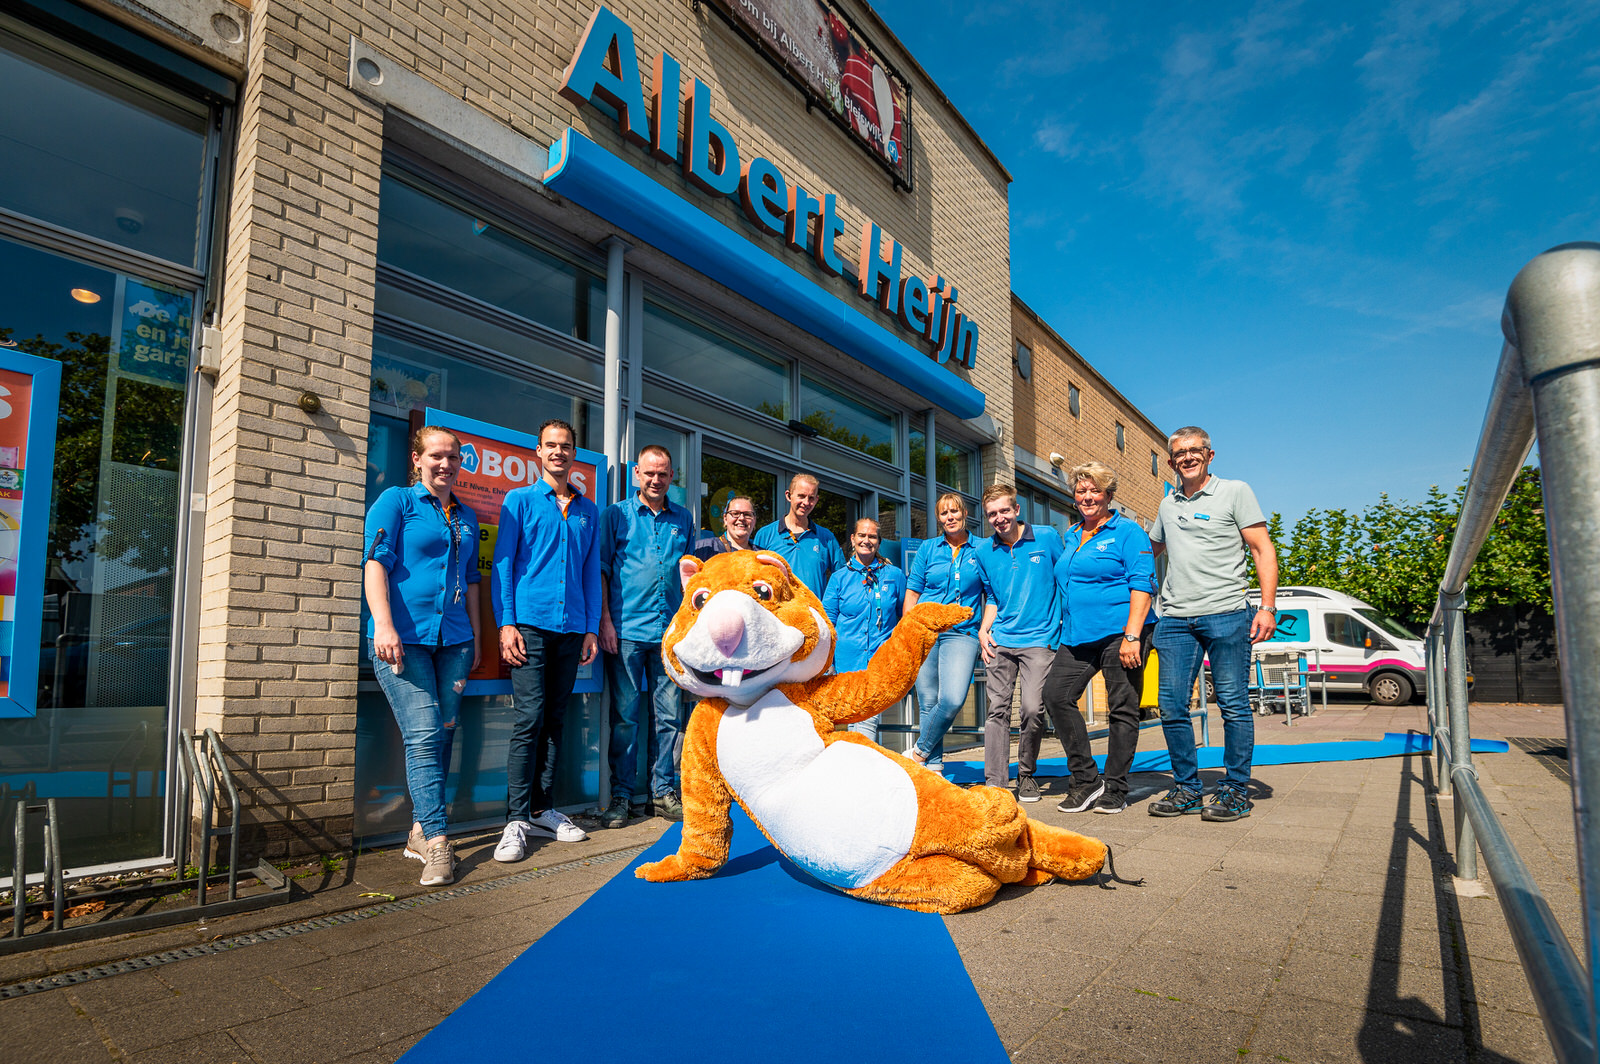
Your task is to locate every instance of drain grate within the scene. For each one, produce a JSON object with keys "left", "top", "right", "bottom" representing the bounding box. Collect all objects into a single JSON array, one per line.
[
  {"left": 0, "top": 843, "right": 649, "bottom": 1000},
  {"left": 1508, "top": 736, "right": 1571, "bottom": 784}
]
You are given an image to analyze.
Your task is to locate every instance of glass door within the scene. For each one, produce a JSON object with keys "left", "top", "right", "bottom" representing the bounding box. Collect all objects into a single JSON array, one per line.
[{"left": 700, "top": 453, "right": 778, "bottom": 536}]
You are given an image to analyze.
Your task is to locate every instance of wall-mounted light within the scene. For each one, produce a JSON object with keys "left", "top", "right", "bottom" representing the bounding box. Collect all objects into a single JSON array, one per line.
[
  {"left": 1048, "top": 452, "right": 1067, "bottom": 468},
  {"left": 70, "top": 288, "right": 101, "bottom": 304}
]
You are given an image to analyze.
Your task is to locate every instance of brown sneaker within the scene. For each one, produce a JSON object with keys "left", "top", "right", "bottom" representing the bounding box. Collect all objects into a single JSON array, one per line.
[
  {"left": 419, "top": 836, "right": 456, "bottom": 887},
  {"left": 404, "top": 823, "right": 427, "bottom": 863}
]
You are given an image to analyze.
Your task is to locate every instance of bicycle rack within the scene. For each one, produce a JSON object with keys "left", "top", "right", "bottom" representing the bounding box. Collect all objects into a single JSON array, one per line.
[{"left": 1, "top": 729, "right": 291, "bottom": 955}]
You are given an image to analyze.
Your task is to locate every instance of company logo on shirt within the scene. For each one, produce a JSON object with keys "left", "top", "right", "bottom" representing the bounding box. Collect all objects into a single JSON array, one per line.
[{"left": 1195, "top": 514, "right": 1211, "bottom": 521}]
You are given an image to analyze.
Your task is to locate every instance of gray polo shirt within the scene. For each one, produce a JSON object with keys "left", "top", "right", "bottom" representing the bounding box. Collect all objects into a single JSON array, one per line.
[{"left": 1149, "top": 475, "right": 1266, "bottom": 618}]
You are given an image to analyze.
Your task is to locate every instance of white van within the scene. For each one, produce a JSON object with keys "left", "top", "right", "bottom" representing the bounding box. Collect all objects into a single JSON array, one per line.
[{"left": 1247, "top": 586, "right": 1428, "bottom": 705}]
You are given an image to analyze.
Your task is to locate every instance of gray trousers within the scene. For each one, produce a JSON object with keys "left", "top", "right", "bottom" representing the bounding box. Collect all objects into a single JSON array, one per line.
[{"left": 984, "top": 645, "right": 1054, "bottom": 787}]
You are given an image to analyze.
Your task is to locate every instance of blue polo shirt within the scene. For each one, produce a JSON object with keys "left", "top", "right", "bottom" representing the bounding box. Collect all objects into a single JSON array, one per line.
[
  {"left": 1054, "top": 511, "right": 1157, "bottom": 646},
  {"left": 598, "top": 494, "right": 695, "bottom": 642},
  {"left": 906, "top": 535, "right": 983, "bottom": 637},
  {"left": 491, "top": 480, "right": 601, "bottom": 635},
  {"left": 752, "top": 518, "right": 846, "bottom": 598},
  {"left": 974, "top": 524, "right": 1064, "bottom": 648},
  {"left": 364, "top": 483, "right": 481, "bottom": 646},
  {"left": 823, "top": 558, "right": 906, "bottom": 672}
]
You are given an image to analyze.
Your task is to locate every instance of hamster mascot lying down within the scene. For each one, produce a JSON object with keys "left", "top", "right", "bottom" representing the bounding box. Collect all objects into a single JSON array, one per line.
[{"left": 636, "top": 550, "right": 1137, "bottom": 914}]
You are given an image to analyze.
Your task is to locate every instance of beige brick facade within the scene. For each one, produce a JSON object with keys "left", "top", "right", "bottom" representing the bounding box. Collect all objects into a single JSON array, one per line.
[{"left": 1011, "top": 295, "right": 1173, "bottom": 525}]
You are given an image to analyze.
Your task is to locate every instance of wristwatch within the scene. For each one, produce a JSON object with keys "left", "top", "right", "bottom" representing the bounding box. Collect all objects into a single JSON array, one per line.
[
  {"left": 1258, "top": 606, "right": 1278, "bottom": 616},
  {"left": 1122, "top": 633, "right": 1140, "bottom": 643}
]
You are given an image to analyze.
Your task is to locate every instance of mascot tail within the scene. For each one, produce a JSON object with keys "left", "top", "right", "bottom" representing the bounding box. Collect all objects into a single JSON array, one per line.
[{"left": 1019, "top": 819, "right": 1145, "bottom": 890}]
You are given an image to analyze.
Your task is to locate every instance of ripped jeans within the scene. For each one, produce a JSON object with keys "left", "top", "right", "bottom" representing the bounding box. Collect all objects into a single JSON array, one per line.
[{"left": 370, "top": 639, "right": 475, "bottom": 839}]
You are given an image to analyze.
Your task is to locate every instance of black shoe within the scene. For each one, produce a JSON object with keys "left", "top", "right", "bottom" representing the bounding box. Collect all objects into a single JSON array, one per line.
[
  {"left": 1201, "top": 787, "right": 1252, "bottom": 822},
  {"left": 1056, "top": 778, "right": 1105, "bottom": 813},
  {"left": 1092, "top": 792, "right": 1127, "bottom": 815},
  {"left": 1015, "top": 774, "right": 1042, "bottom": 803},
  {"left": 653, "top": 792, "right": 684, "bottom": 821},
  {"left": 1147, "top": 786, "right": 1204, "bottom": 817},
  {"left": 599, "top": 796, "right": 630, "bottom": 829}
]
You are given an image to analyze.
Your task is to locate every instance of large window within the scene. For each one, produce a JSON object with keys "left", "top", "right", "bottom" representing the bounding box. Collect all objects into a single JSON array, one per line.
[
  {"left": 908, "top": 429, "right": 975, "bottom": 494},
  {"left": 800, "top": 373, "right": 894, "bottom": 462},
  {"left": 0, "top": 21, "right": 209, "bottom": 266},
  {"left": 643, "top": 302, "right": 790, "bottom": 419}
]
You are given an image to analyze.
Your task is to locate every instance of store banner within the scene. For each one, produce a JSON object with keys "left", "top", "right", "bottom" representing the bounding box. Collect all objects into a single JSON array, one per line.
[
  {"left": 0, "top": 348, "right": 61, "bottom": 717},
  {"left": 424, "top": 409, "right": 608, "bottom": 696},
  {"left": 707, "top": 0, "right": 910, "bottom": 186},
  {"left": 116, "top": 278, "right": 193, "bottom": 385}
]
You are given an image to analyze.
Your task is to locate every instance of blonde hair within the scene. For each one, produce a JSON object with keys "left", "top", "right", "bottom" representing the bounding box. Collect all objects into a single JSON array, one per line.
[
  {"left": 934, "top": 491, "right": 968, "bottom": 517},
  {"left": 980, "top": 483, "right": 1017, "bottom": 510},
  {"left": 1068, "top": 461, "right": 1118, "bottom": 497}
]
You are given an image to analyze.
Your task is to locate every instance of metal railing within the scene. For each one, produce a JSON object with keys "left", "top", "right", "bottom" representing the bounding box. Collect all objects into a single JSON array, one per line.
[{"left": 1424, "top": 242, "right": 1600, "bottom": 1064}]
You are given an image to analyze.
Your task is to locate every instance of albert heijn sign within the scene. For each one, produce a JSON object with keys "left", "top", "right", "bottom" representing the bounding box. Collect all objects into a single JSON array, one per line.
[{"left": 559, "top": 5, "right": 979, "bottom": 369}]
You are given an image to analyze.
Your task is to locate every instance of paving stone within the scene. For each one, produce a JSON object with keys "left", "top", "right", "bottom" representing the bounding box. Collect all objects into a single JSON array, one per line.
[
  {"left": 972, "top": 985, "right": 1068, "bottom": 1049},
  {"left": 63, "top": 969, "right": 177, "bottom": 1016},
  {"left": 1254, "top": 990, "right": 1468, "bottom": 1061},
  {"left": 124, "top": 1031, "right": 252, "bottom": 1064},
  {"left": 229, "top": 983, "right": 446, "bottom": 1064},
  {"left": 1474, "top": 1004, "right": 1559, "bottom": 1064},
  {"left": 266, "top": 940, "right": 448, "bottom": 1002},
  {"left": 91, "top": 974, "right": 302, "bottom": 1056},
  {"left": 1054, "top": 984, "right": 1256, "bottom": 1060},
  {"left": 0, "top": 990, "right": 113, "bottom": 1063},
  {"left": 387, "top": 945, "right": 522, "bottom": 1014},
  {"left": 1277, "top": 944, "right": 1465, "bottom": 1027},
  {"left": 962, "top": 937, "right": 1107, "bottom": 1006},
  {"left": 1099, "top": 942, "right": 1277, "bottom": 1013}
]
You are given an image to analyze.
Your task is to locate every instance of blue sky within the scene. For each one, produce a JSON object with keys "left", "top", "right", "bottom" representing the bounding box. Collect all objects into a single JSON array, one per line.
[{"left": 870, "top": 0, "right": 1599, "bottom": 524}]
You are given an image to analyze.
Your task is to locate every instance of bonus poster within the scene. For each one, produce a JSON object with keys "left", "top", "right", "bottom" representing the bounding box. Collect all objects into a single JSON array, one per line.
[
  {"left": 424, "top": 409, "right": 608, "bottom": 696},
  {"left": 0, "top": 350, "right": 60, "bottom": 716}
]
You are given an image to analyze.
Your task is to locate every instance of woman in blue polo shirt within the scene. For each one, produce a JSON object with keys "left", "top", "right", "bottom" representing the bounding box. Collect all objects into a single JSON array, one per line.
[
  {"left": 903, "top": 492, "right": 984, "bottom": 772},
  {"left": 364, "top": 426, "right": 482, "bottom": 887},
  {"left": 1044, "top": 462, "right": 1156, "bottom": 815},
  {"left": 823, "top": 518, "right": 905, "bottom": 744}
]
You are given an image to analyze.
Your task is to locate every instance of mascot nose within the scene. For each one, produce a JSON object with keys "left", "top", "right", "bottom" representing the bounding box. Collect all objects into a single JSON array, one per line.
[{"left": 706, "top": 603, "right": 746, "bottom": 656}]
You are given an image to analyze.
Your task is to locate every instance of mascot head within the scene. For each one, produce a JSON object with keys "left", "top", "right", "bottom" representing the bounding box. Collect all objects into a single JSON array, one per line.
[{"left": 663, "top": 552, "right": 834, "bottom": 706}]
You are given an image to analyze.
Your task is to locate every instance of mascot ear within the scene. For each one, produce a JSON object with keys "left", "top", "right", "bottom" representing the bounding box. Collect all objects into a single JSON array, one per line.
[
  {"left": 679, "top": 555, "right": 703, "bottom": 590},
  {"left": 753, "top": 552, "right": 793, "bottom": 579}
]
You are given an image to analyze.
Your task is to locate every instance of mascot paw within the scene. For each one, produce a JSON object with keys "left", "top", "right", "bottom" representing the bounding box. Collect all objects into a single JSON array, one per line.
[
  {"left": 635, "top": 855, "right": 707, "bottom": 882},
  {"left": 904, "top": 601, "right": 972, "bottom": 634}
]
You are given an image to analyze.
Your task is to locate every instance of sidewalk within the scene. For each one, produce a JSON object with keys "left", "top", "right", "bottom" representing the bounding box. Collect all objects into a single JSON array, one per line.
[{"left": 2, "top": 702, "right": 1575, "bottom": 1063}]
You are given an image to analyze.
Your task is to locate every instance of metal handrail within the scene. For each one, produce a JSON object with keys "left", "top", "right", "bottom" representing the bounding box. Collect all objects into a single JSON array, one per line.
[{"left": 1425, "top": 242, "right": 1600, "bottom": 1064}]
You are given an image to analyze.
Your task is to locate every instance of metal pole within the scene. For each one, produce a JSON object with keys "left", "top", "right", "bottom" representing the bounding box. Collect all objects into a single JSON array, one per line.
[
  {"left": 602, "top": 238, "right": 628, "bottom": 504},
  {"left": 1443, "top": 590, "right": 1477, "bottom": 880},
  {"left": 1505, "top": 241, "right": 1600, "bottom": 1047},
  {"left": 1427, "top": 627, "right": 1450, "bottom": 797},
  {"left": 923, "top": 409, "right": 937, "bottom": 532}
]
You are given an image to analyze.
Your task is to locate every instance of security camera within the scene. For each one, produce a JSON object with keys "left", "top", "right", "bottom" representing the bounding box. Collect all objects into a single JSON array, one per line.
[
  {"left": 1048, "top": 452, "right": 1067, "bottom": 468},
  {"left": 115, "top": 208, "right": 145, "bottom": 234}
]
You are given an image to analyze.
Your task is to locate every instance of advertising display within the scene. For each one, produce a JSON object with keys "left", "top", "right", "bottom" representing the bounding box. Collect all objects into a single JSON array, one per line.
[
  {"left": 707, "top": 0, "right": 911, "bottom": 187},
  {"left": 0, "top": 348, "right": 61, "bottom": 717},
  {"left": 424, "top": 408, "right": 608, "bottom": 695}
]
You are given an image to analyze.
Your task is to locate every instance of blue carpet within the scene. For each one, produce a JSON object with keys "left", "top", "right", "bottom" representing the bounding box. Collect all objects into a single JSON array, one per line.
[
  {"left": 942, "top": 731, "right": 1510, "bottom": 784},
  {"left": 402, "top": 804, "right": 1008, "bottom": 1064}
]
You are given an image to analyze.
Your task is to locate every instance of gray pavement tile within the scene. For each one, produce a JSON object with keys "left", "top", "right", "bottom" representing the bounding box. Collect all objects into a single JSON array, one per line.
[
  {"left": 62, "top": 969, "right": 177, "bottom": 1015},
  {"left": 265, "top": 941, "right": 449, "bottom": 1002},
  {"left": 972, "top": 987, "right": 1066, "bottom": 1053},
  {"left": 417, "top": 892, "right": 586, "bottom": 961},
  {"left": 0, "top": 990, "right": 114, "bottom": 1064},
  {"left": 388, "top": 945, "right": 522, "bottom": 1014},
  {"left": 123, "top": 1031, "right": 252, "bottom": 1064},
  {"left": 963, "top": 938, "right": 1108, "bottom": 1006},
  {"left": 229, "top": 984, "right": 446, "bottom": 1064},
  {"left": 333, "top": 1031, "right": 425, "bottom": 1064},
  {"left": 1294, "top": 905, "right": 1460, "bottom": 972},
  {"left": 1131, "top": 829, "right": 1238, "bottom": 858},
  {"left": 1277, "top": 944, "right": 1464, "bottom": 1027},
  {"left": 1460, "top": 954, "right": 1540, "bottom": 1015},
  {"left": 1139, "top": 906, "right": 1298, "bottom": 963},
  {"left": 1207, "top": 848, "right": 1332, "bottom": 879},
  {"left": 1099, "top": 942, "right": 1278, "bottom": 1013},
  {"left": 297, "top": 908, "right": 449, "bottom": 953},
  {"left": 1474, "top": 1004, "right": 1559, "bottom": 1064},
  {"left": 943, "top": 899, "right": 1024, "bottom": 948},
  {"left": 89, "top": 975, "right": 302, "bottom": 1056},
  {"left": 1055, "top": 984, "right": 1257, "bottom": 1061},
  {"left": 1248, "top": 990, "right": 1469, "bottom": 1064}
]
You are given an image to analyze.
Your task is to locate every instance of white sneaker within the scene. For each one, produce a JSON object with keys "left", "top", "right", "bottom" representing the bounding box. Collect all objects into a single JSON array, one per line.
[
  {"left": 525, "top": 809, "right": 587, "bottom": 843},
  {"left": 494, "top": 820, "right": 533, "bottom": 862}
]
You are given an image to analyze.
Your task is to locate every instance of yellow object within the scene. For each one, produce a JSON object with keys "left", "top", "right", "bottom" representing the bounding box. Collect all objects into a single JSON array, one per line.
[{"left": 1141, "top": 649, "right": 1160, "bottom": 709}]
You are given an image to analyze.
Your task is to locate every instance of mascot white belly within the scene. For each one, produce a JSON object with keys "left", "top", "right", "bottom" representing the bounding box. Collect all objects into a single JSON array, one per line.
[{"left": 716, "top": 690, "right": 917, "bottom": 889}]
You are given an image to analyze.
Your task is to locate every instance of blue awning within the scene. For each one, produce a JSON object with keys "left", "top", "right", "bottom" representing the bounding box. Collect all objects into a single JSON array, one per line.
[{"left": 543, "top": 128, "right": 986, "bottom": 419}]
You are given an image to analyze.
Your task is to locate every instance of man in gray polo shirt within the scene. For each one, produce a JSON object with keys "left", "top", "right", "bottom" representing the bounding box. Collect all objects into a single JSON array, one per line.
[{"left": 1147, "top": 426, "right": 1278, "bottom": 822}]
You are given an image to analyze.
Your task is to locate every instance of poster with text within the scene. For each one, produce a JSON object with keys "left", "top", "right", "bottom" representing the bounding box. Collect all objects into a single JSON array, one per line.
[
  {"left": 0, "top": 350, "right": 61, "bottom": 716},
  {"left": 425, "top": 409, "right": 608, "bottom": 696},
  {"left": 710, "top": 0, "right": 910, "bottom": 184},
  {"left": 117, "top": 278, "right": 194, "bottom": 385}
]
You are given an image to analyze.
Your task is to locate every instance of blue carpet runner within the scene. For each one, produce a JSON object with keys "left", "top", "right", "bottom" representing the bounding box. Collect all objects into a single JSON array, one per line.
[
  {"left": 402, "top": 804, "right": 1009, "bottom": 1063},
  {"left": 942, "top": 731, "right": 1510, "bottom": 784}
]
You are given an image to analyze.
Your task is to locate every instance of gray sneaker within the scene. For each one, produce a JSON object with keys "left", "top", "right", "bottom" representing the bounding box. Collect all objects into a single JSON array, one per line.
[
  {"left": 418, "top": 836, "right": 455, "bottom": 887},
  {"left": 404, "top": 823, "right": 427, "bottom": 863},
  {"left": 1016, "top": 774, "right": 1042, "bottom": 803}
]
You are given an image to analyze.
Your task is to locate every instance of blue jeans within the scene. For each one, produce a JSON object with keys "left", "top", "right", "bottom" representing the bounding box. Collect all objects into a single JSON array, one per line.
[
  {"left": 910, "top": 632, "right": 980, "bottom": 770},
  {"left": 849, "top": 714, "right": 882, "bottom": 744},
  {"left": 369, "top": 639, "right": 475, "bottom": 839},
  {"left": 507, "top": 626, "right": 583, "bottom": 821},
  {"left": 1152, "top": 609, "right": 1255, "bottom": 793},
  {"left": 606, "top": 639, "right": 684, "bottom": 801}
]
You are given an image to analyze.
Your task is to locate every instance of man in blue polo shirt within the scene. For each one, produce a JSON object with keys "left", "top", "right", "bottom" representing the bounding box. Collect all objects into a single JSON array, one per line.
[
  {"left": 490, "top": 418, "right": 600, "bottom": 861},
  {"left": 597, "top": 444, "right": 694, "bottom": 829},
  {"left": 974, "top": 483, "right": 1064, "bottom": 802},
  {"left": 752, "top": 472, "right": 845, "bottom": 597}
]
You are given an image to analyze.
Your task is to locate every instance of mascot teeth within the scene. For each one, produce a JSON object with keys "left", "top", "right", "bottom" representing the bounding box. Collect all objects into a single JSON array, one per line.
[{"left": 720, "top": 668, "right": 744, "bottom": 686}]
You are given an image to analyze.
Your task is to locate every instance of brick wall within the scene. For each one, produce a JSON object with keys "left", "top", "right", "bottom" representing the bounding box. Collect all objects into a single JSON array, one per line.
[{"left": 1011, "top": 296, "right": 1171, "bottom": 524}]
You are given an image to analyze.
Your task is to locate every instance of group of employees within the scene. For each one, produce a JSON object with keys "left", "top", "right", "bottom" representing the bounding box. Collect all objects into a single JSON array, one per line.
[{"left": 364, "top": 420, "right": 1278, "bottom": 888}]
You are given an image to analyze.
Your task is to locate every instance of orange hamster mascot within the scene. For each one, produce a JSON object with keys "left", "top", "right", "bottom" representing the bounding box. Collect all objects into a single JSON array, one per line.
[{"left": 636, "top": 550, "right": 1135, "bottom": 913}]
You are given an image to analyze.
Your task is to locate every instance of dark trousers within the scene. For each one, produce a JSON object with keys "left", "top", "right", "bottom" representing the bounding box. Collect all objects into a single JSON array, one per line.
[
  {"left": 506, "top": 625, "right": 583, "bottom": 820},
  {"left": 1042, "top": 630, "right": 1150, "bottom": 797}
]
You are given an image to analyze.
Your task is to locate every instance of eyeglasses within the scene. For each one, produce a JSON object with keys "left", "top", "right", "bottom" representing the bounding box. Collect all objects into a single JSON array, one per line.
[
  {"left": 1170, "top": 447, "right": 1210, "bottom": 460},
  {"left": 725, "top": 511, "right": 756, "bottom": 522}
]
